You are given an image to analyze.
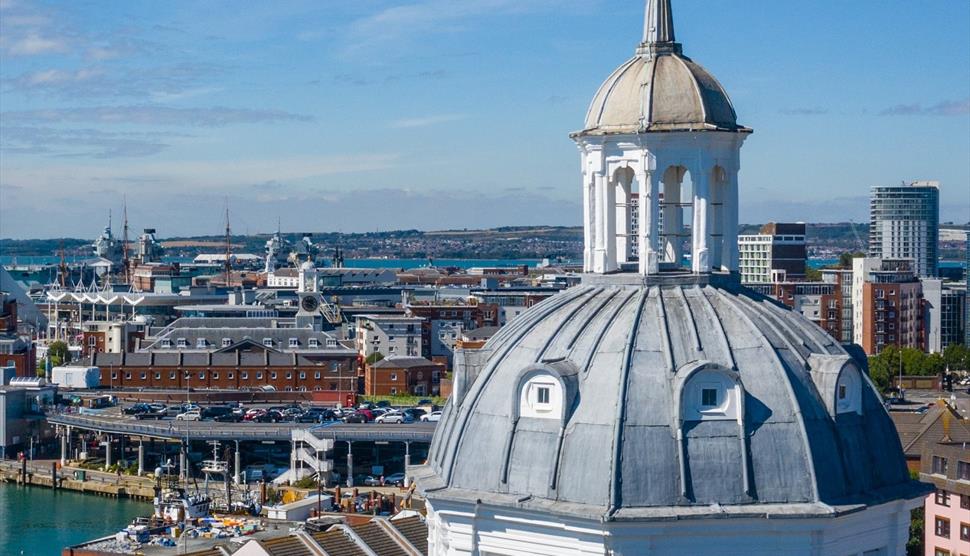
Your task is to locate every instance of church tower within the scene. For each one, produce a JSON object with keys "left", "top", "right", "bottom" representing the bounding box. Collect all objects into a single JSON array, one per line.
[{"left": 572, "top": 0, "right": 751, "bottom": 275}]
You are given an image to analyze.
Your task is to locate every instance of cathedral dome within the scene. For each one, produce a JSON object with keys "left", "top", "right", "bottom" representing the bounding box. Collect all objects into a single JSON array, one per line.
[
  {"left": 574, "top": 0, "right": 745, "bottom": 136},
  {"left": 580, "top": 53, "right": 742, "bottom": 135},
  {"left": 414, "top": 275, "right": 917, "bottom": 520}
]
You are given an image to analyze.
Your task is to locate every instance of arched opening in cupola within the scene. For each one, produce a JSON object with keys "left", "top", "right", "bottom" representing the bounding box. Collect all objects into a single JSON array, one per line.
[{"left": 659, "top": 165, "right": 693, "bottom": 267}]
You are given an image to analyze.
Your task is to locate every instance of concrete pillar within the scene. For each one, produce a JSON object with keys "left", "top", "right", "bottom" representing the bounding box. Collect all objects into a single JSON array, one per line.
[
  {"left": 403, "top": 441, "right": 411, "bottom": 487},
  {"left": 137, "top": 441, "right": 144, "bottom": 476},
  {"left": 180, "top": 446, "right": 187, "bottom": 481},
  {"left": 104, "top": 437, "right": 112, "bottom": 471},
  {"left": 692, "top": 164, "right": 710, "bottom": 273},
  {"left": 234, "top": 441, "right": 241, "bottom": 485},
  {"left": 602, "top": 174, "right": 617, "bottom": 272},
  {"left": 60, "top": 430, "right": 67, "bottom": 465},
  {"left": 346, "top": 441, "right": 354, "bottom": 488},
  {"left": 724, "top": 169, "right": 740, "bottom": 273},
  {"left": 582, "top": 166, "right": 594, "bottom": 272},
  {"left": 639, "top": 169, "right": 660, "bottom": 275}
]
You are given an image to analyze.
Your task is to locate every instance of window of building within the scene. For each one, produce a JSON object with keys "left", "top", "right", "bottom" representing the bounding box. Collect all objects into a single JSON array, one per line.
[
  {"left": 270, "top": 372, "right": 277, "bottom": 380},
  {"left": 241, "top": 372, "right": 248, "bottom": 380},
  {"left": 199, "top": 371, "right": 205, "bottom": 379},
  {"left": 288, "top": 338, "right": 299, "bottom": 348},
  {"left": 140, "top": 373, "right": 146, "bottom": 380},
  {"left": 256, "top": 372, "right": 263, "bottom": 380},
  {"left": 961, "top": 494, "right": 970, "bottom": 510},
  {"left": 933, "top": 456, "right": 948, "bottom": 476},
  {"left": 263, "top": 338, "right": 273, "bottom": 347},
  {"left": 125, "top": 372, "right": 131, "bottom": 380},
  {"left": 169, "top": 371, "right": 176, "bottom": 379},
  {"left": 161, "top": 339, "right": 172, "bottom": 348},
  {"left": 212, "top": 372, "right": 219, "bottom": 380},
  {"left": 536, "top": 385, "right": 551, "bottom": 405},
  {"left": 155, "top": 373, "right": 161, "bottom": 380},
  {"left": 390, "top": 387, "right": 397, "bottom": 395},
  {"left": 329, "top": 382, "right": 337, "bottom": 390},
  {"left": 331, "top": 362, "right": 339, "bottom": 373},
  {"left": 88, "top": 336, "right": 97, "bottom": 347},
  {"left": 935, "top": 517, "right": 950, "bottom": 538},
  {"left": 390, "top": 373, "right": 398, "bottom": 381},
  {"left": 196, "top": 338, "right": 207, "bottom": 348},
  {"left": 327, "top": 339, "right": 337, "bottom": 348},
  {"left": 222, "top": 338, "right": 232, "bottom": 347},
  {"left": 111, "top": 372, "right": 118, "bottom": 380},
  {"left": 960, "top": 522, "right": 970, "bottom": 542},
  {"left": 701, "top": 388, "right": 718, "bottom": 407},
  {"left": 308, "top": 338, "right": 319, "bottom": 348},
  {"left": 313, "top": 372, "right": 320, "bottom": 380},
  {"left": 957, "top": 460, "right": 969, "bottom": 481},
  {"left": 177, "top": 338, "right": 187, "bottom": 348},
  {"left": 227, "top": 372, "right": 233, "bottom": 380},
  {"left": 935, "top": 489, "right": 950, "bottom": 507}
]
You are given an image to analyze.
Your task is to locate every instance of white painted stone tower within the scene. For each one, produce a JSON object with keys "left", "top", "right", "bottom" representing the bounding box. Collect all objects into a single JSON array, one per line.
[{"left": 572, "top": 0, "right": 751, "bottom": 276}]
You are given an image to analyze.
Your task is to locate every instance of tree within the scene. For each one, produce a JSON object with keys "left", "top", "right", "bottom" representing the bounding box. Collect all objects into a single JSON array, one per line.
[
  {"left": 943, "top": 344, "right": 970, "bottom": 371},
  {"left": 837, "top": 251, "right": 866, "bottom": 268},
  {"left": 365, "top": 352, "right": 384, "bottom": 365},
  {"left": 804, "top": 267, "right": 822, "bottom": 281},
  {"left": 47, "top": 340, "right": 70, "bottom": 367}
]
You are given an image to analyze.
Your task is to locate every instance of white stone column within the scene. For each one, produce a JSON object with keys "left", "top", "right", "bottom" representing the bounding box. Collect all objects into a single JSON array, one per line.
[
  {"left": 104, "top": 436, "right": 112, "bottom": 471},
  {"left": 602, "top": 175, "right": 617, "bottom": 272},
  {"left": 592, "top": 172, "right": 608, "bottom": 273},
  {"left": 60, "top": 429, "right": 67, "bottom": 465},
  {"left": 137, "top": 440, "right": 144, "bottom": 476},
  {"left": 582, "top": 169, "right": 594, "bottom": 272},
  {"left": 662, "top": 171, "right": 683, "bottom": 265},
  {"left": 639, "top": 169, "right": 661, "bottom": 275},
  {"left": 234, "top": 441, "right": 241, "bottom": 485},
  {"left": 615, "top": 172, "right": 632, "bottom": 264},
  {"left": 692, "top": 164, "right": 711, "bottom": 273},
  {"left": 723, "top": 169, "right": 740, "bottom": 273}
]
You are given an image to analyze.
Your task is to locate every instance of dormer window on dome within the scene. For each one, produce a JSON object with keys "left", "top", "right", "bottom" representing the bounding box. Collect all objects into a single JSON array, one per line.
[
  {"left": 681, "top": 366, "right": 741, "bottom": 422},
  {"left": 518, "top": 372, "right": 562, "bottom": 420},
  {"left": 835, "top": 365, "right": 862, "bottom": 415}
]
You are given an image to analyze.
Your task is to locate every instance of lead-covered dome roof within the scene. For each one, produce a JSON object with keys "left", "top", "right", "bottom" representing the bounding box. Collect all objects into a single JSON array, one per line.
[
  {"left": 413, "top": 277, "right": 918, "bottom": 521},
  {"left": 573, "top": 0, "right": 747, "bottom": 137}
]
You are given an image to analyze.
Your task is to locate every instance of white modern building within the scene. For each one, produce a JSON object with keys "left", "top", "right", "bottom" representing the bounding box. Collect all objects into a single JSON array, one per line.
[
  {"left": 412, "top": 2, "right": 928, "bottom": 555},
  {"left": 355, "top": 314, "right": 423, "bottom": 359},
  {"left": 738, "top": 222, "right": 807, "bottom": 284},
  {"left": 869, "top": 180, "right": 940, "bottom": 278}
]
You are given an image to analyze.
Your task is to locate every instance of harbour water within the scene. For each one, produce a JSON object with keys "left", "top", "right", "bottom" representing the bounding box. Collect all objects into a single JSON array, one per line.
[{"left": 0, "top": 482, "right": 148, "bottom": 555}]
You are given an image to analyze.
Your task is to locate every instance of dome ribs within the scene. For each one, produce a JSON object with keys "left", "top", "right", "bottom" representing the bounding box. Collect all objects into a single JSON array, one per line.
[
  {"left": 697, "top": 286, "right": 737, "bottom": 371},
  {"left": 440, "top": 286, "right": 593, "bottom": 484},
  {"left": 654, "top": 284, "right": 676, "bottom": 373},
  {"left": 577, "top": 289, "right": 639, "bottom": 379},
  {"left": 607, "top": 287, "right": 651, "bottom": 518},
  {"left": 534, "top": 287, "right": 602, "bottom": 363},
  {"left": 713, "top": 287, "right": 821, "bottom": 503}
]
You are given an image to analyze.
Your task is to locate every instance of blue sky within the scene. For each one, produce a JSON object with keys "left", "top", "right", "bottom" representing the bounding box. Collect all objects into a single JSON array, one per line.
[{"left": 1, "top": 0, "right": 968, "bottom": 239}]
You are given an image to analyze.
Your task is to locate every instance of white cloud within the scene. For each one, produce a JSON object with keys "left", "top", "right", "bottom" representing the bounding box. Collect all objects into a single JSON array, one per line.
[
  {"left": 389, "top": 114, "right": 466, "bottom": 128},
  {"left": 2, "top": 105, "right": 311, "bottom": 127},
  {"left": 3, "top": 32, "right": 66, "bottom": 55}
]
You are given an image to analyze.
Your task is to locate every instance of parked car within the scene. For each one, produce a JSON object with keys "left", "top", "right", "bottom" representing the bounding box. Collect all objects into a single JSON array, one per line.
[
  {"left": 344, "top": 411, "right": 371, "bottom": 424},
  {"left": 361, "top": 475, "right": 381, "bottom": 486},
  {"left": 375, "top": 411, "right": 412, "bottom": 424},
  {"left": 384, "top": 472, "right": 406, "bottom": 486},
  {"left": 213, "top": 412, "right": 243, "bottom": 423},
  {"left": 297, "top": 408, "right": 335, "bottom": 423},
  {"left": 202, "top": 406, "right": 234, "bottom": 420},
  {"left": 254, "top": 409, "right": 285, "bottom": 423},
  {"left": 123, "top": 403, "right": 152, "bottom": 416},
  {"left": 374, "top": 400, "right": 391, "bottom": 409},
  {"left": 134, "top": 407, "right": 167, "bottom": 420},
  {"left": 176, "top": 409, "right": 202, "bottom": 421},
  {"left": 403, "top": 408, "right": 426, "bottom": 420},
  {"left": 420, "top": 411, "right": 442, "bottom": 422},
  {"left": 243, "top": 409, "right": 266, "bottom": 422}
]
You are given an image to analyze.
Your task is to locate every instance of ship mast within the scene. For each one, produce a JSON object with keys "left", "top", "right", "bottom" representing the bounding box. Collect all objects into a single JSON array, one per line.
[
  {"left": 224, "top": 200, "right": 232, "bottom": 287},
  {"left": 121, "top": 197, "right": 130, "bottom": 284}
]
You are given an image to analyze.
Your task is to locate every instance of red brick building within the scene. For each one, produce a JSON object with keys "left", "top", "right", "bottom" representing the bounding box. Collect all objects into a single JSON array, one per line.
[
  {"left": 860, "top": 279, "right": 924, "bottom": 355},
  {"left": 0, "top": 292, "right": 36, "bottom": 378},
  {"left": 75, "top": 346, "right": 357, "bottom": 395},
  {"left": 364, "top": 356, "right": 444, "bottom": 396}
]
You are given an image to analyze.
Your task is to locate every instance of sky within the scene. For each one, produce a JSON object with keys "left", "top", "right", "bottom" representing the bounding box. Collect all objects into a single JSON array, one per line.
[{"left": 0, "top": 0, "right": 968, "bottom": 239}]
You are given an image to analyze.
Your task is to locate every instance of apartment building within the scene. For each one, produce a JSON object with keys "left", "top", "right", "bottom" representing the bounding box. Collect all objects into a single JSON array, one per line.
[
  {"left": 919, "top": 441, "right": 970, "bottom": 556},
  {"left": 738, "top": 222, "right": 807, "bottom": 284},
  {"left": 869, "top": 180, "right": 940, "bottom": 278},
  {"left": 354, "top": 314, "right": 423, "bottom": 359},
  {"left": 852, "top": 257, "right": 925, "bottom": 354},
  {"left": 923, "top": 279, "right": 968, "bottom": 354},
  {"left": 747, "top": 282, "right": 839, "bottom": 339}
]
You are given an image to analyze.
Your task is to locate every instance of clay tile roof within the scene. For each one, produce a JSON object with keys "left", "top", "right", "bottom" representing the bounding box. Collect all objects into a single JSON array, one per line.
[{"left": 389, "top": 516, "right": 428, "bottom": 555}]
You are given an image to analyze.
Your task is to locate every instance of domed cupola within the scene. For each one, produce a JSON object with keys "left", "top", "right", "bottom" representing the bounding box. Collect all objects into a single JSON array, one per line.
[
  {"left": 411, "top": 2, "right": 929, "bottom": 554},
  {"left": 581, "top": 0, "right": 745, "bottom": 135}
]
